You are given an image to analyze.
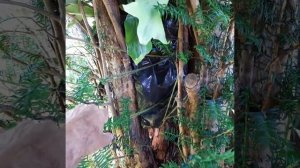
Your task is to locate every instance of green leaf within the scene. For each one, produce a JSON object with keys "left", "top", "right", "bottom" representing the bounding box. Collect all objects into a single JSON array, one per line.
[
  {"left": 124, "top": 15, "right": 152, "bottom": 65},
  {"left": 66, "top": 4, "right": 94, "bottom": 17},
  {"left": 66, "top": 0, "right": 78, "bottom": 5},
  {"left": 178, "top": 51, "right": 192, "bottom": 64},
  {"left": 122, "top": 0, "right": 169, "bottom": 45},
  {"left": 195, "top": 45, "right": 213, "bottom": 64}
]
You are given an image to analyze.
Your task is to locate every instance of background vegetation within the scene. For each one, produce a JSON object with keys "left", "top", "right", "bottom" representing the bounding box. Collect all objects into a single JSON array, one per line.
[
  {"left": 0, "top": 0, "right": 298, "bottom": 168},
  {"left": 0, "top": 0, "right": 65, "bottom": 128},
  {"left": 66, "top": 0, "right": 234, "bottom": 167},
  {"left": 235, "top": 0, "right": 300, "bottom": 167}
]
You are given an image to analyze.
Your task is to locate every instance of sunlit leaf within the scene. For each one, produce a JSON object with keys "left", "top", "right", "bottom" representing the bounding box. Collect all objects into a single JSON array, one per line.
[{"left": 122, "top": 0, "right": 169, "bottom": 45}]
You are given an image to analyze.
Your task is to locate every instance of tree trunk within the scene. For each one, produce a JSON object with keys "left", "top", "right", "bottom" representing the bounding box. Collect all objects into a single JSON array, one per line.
[
  {"left": 93, "top": 1, "right": 156, "bottom": 167},
  {"left": 235, "top": 0, "right": 299, "bottom": 166}
]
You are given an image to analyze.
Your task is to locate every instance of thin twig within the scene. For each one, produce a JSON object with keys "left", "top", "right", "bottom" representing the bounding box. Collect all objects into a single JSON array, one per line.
[{"left": 79, "top": 1, "right": 104, "bottom": 76}]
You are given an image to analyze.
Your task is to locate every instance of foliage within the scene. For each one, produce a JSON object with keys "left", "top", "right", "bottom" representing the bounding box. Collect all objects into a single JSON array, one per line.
[
  {"left": 106, "top": 98, "right": 134, "bottom": 156},
  {"left": 31, "top": 0, "right": 51, "bottom": 29},
  {"left": 65, "top": 15, "right": 102, "bottom": 108},
  {"left": 235, "top": 0, "right": 300, "bottom": 167},
  {"left": 68, "top": 0, "right": 235, "bottom": 167},
  {"left": 122, "top": 0, "right": 169, "bottom": 45},
  {"left": 160, "top": 161, "right": 179, "bottom": 168},
  {"left": 158, "top": 0, "right": 234, "bottom": 167},
  {"left": 10, "top": 61, "right": 62, "bottom": 119},
  {"left": 163, "top": 75, "right": 234, "bottom": 167},
  {"left": 156, "top": 0, "right": 193, "bottom": 26},
  {"left": 178, "top": 51, "right": 192, "bottom": 64},
  {"left": 0, "top": 0, "right": 64, "bottom": 128},
  {"left": 68, "top": 70, "right": 104, "bottom": 107},
  {"left": 78, "top": 146, "right": 113, "bottom": 168},
  {"left": 152, "top": 39, "right": 174, "bottom": 56}
]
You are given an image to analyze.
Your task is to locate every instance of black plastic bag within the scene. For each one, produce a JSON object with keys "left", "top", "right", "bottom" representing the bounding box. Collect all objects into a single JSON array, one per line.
[{"left": 133, "top": 57, "right": 177, "bottom": 128}]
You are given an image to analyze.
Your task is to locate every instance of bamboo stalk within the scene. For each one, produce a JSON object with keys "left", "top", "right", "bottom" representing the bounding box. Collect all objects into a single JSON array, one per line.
[
  {"left": 186, "top": 0, "right": 204, "bottom": 63},
  {"left": 184, "top": 73, "right": 201, "bottom": 154},
  {"left": 177, "top": 21, "right": 189, "bottom": 158}
]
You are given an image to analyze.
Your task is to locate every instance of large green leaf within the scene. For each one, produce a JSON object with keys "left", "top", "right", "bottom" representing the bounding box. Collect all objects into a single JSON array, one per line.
[
  {"left": 122, "top": 0, "right": 169, "bottom": 45},
  {"left": 124, "top": 15, "right": 152, "bottom": 65},
  {"left": 66, "top": 3, "right": 94, "bottom": 17}
]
